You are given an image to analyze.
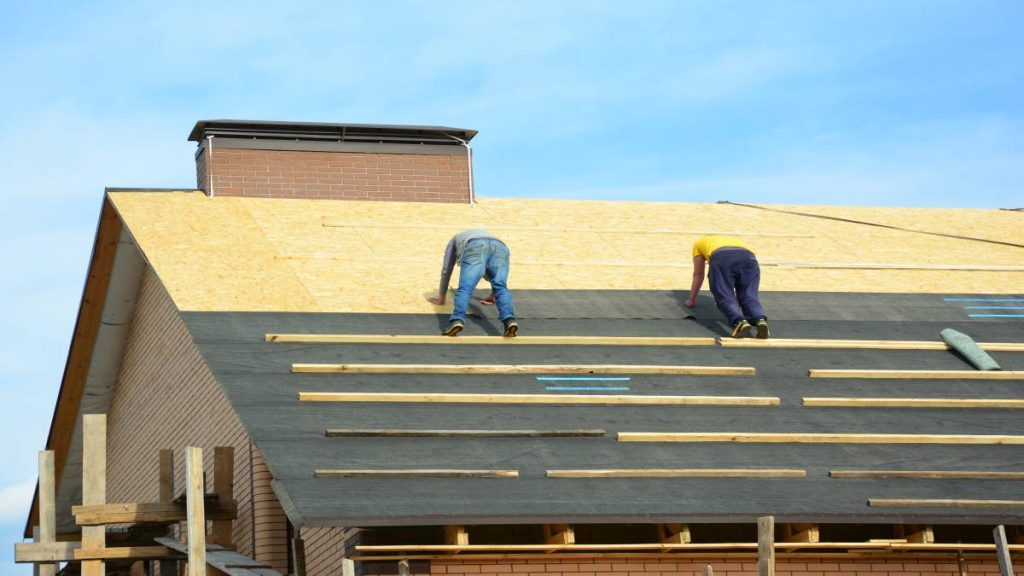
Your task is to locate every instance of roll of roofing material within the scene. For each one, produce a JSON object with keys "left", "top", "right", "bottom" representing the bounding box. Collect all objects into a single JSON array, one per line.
[{"left": 940, "top": 328, "right": 1002, "bottom": 371}]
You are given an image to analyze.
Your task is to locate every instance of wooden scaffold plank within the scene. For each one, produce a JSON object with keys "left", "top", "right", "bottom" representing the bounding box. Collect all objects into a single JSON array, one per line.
[
  {"left": 186, "top": 446, "right": 207, "bottom": 576},
  {"left": 82, "top": 414, "right": 106, "bottom": 576}
]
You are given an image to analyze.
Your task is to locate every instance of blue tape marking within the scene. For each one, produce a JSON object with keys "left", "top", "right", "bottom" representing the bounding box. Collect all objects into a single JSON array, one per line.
[
  {"left": 945, "top": 298, "right": 1024, "bottom": 302},
  {"left": 968, "top": 314, "right": 1024, "bottom": 318},
  {"left": 963, "top": 306, "right": 1024, "bottom": 310},
  {"left": 535, "top": 377, "right": 631, "bottom": 381},
  {"left": 545, "top": 386, "right": 631, "bottom": 392}
]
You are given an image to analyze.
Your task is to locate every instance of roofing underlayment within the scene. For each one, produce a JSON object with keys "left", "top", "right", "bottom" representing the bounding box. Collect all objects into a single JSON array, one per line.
[{"left": 53, "top": 190, "right": 1024, "bottom": 530}]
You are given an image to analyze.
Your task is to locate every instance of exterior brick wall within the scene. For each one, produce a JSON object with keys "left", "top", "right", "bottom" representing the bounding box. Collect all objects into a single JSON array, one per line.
[
  {"left": 197, "top": 146, "right": 471, "bottom": 202},
  {"left": 105, "top": 267, "right": 291, "bottom": 573},
  {"left": 304, "top": 526, "right": 351, "bottom": 575},
  {"left": 420, "top": 556, "right": 1022, "bottom": 576}
]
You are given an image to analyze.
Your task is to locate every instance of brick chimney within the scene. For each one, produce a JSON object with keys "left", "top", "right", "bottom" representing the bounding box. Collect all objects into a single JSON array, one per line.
[{"left": 188, "top": 120, "right": 477, "bottom": 203}]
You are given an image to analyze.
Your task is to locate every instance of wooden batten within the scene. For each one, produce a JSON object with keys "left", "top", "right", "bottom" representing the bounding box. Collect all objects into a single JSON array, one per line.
[
  {"left": 544, "top": 524, "right": 575, "bottom": 545},
  {"left": 293, "top": 363, "right": 756, "bottom": 376}
]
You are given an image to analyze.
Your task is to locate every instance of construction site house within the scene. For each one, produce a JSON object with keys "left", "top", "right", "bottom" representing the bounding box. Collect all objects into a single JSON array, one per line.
[{"left": 15, "top": 119, "right": 1024, "bottom": 576}]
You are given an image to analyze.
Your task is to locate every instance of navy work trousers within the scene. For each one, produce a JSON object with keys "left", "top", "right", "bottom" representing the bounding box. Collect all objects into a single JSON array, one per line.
[{"left": 708, "top": 248, "right": 766, "bottom": 326}]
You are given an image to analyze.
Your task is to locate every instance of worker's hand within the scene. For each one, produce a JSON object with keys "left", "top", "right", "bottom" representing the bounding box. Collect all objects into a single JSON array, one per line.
[
  {"left": 427, "top": 296, "right": 446, "bottom": 305},
  {"left": 684, "top": 297, "right": 697, "bottom": 308},
  {"left": 478, "top": 294, "right": 495, "bottom": 305}
]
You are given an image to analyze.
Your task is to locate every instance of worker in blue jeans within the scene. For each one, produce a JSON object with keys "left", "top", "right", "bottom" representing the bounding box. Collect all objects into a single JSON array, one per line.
[
  {"left": 685, "top": 235, "right": 770, "bottom": 339},
  {"left": 428, "top": 229, "right": 518, "bottom": 337}
]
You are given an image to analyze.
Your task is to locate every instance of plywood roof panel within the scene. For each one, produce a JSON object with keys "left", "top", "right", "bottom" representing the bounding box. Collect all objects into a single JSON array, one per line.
[{"left": 108, "top": 191, "right": 1024, "bottom": 312}]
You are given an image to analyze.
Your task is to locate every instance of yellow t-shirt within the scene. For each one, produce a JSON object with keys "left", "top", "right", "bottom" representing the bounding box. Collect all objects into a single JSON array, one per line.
[{"left": 692, "top": 235, "right": 751, "bottom": 261}]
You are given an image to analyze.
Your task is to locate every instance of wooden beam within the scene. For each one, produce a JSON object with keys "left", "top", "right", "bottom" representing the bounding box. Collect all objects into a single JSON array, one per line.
[
  {"left": 809, "top": 369, "right": 1024, "bottom": 380},
  {"left": 353, "top": 541, "right": 1024, "bottom": 553},
  {"left": 830, "top": 470, "right": 1024, "bottom": 479},
  {"left": 72, "top": 501, "right": 238, "bottom": 525},
  {"left": 37, "top": 451, "right": 56, "bottom": 576},
  {"left": 301, "top": 392, "right": 779, "bottom": 406},
  {"left": 293, "top": 363, "right": 756, "bottom": 376},
  {"left": 544, "top": 525, "right": 575, "bottom": 545},
  {"left": 82, "top": 414, "right": 106, "bottom": 576},
  {"left": 74, "top": 546, "right": 180, "bottom": 560},
  {"left": 900, "top": 525, "right": 935, "bottom": 544},
  {"left": 315, "top": 469, "right": 518, "bottom": 478},
  {"left": 781, "top": 524, "right": 819, "bottom": 544},
  {"left": 617, "top": 432, "right": 1024, "bottom": 445},
  {"left": 659, "top": 524, "right": 691, "bottom": 545},
  {"left": 757, "top": 516, "right": 775, "bottom": 576},
  {"left": 546, "top": 469, "right": 806, "bottom": 478},
  {"left": 15, "top": 542, "right": 80, "bottom": 563},
  {"left": 720, "top": 338, "right": 1024, "bottom": 352},
  {"left": 445, "top": 526, "right": 469, "bottom": 546},
  {"left": 326, "top": 429, "right": 607, "bottom": 438},
  {"left": 268, "top": 333, "right": 717, "bottom": 347},
  {"left": 211, "top": 447, "right": 234, "bottom": 548},
  {"left": 186, "top": 446, "right": 207, "bottom": 576},
  {"left": 994, "top": 525, "right": 1016, "bottom": 576},
  {"left": 869, "top": 499, "right": 1024, "bottom": 508}
]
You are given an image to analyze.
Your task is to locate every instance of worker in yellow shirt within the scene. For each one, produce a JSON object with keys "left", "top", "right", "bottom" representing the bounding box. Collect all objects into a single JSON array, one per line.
[{"left": 685, "top": 235, "right": 770, "bottom": 338}]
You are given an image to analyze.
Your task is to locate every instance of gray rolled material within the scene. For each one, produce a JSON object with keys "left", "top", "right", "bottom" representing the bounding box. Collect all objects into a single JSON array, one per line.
[{"left": 940, "top": 328, "right": 1002, "bottom": 371}]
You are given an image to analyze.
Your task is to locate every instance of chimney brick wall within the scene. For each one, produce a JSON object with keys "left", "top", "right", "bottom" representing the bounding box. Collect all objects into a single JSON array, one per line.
[{"left": 196, "top": 145, "right": 471, "bottom": 203}]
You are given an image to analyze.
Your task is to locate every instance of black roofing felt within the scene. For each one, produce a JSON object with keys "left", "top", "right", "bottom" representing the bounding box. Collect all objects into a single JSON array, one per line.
[{"left": 180, "top": 291, "right": 1024, "bottom": 528}]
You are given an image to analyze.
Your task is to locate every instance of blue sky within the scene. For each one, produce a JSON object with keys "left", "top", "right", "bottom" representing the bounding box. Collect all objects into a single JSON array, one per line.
[{"left": 1, "top": 0, "right": 1022, "bottom": 570}]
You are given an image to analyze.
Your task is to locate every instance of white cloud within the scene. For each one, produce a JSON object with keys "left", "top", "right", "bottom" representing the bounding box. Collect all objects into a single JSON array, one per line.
[{"left": 0, "top": 479, "right": 35, "bottom": 524}]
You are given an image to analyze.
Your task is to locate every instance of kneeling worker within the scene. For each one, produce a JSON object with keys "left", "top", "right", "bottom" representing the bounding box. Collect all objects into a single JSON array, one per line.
[
  {"left": 428, "top": 228, "right": 518, "bottom": 337},
  {"left": 685, "top": 235, "right": 770, "bottom": 338}
]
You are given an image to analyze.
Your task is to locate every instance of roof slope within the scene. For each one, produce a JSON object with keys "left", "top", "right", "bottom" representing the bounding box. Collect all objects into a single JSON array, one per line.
[
  {"left": 181, "top": 292, "right": 1024, "bottom": 526},
  {"left": 107, "top": 191, "right": 1024, "bottom": 313}
]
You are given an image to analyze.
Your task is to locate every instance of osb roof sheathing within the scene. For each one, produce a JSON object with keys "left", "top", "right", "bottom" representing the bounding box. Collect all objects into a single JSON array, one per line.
[{"left": 107, "top": 191, "right": 1024, "bottom": 313}]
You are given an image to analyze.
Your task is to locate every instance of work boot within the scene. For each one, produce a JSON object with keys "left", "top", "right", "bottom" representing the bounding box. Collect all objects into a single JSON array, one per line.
[
  {"left": 502, "top": 318, "right": 519, "bottom": 338},
  {"left": 730, "top": 319, "right": 752, "bottom": 339},
  {"left": 442, "top": 319, "right": 464, "bottom": 336},
  {"left": 755, "top": 318, "right": 771, "bottom": 339}
]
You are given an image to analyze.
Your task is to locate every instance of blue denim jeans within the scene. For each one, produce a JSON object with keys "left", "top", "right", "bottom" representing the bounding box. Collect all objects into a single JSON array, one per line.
[
  {"left": 708, "top": 248, "right": 766, "bottom": 326},
  {"left": 451, "top": 238, "right": 515, "bottom": 322}
]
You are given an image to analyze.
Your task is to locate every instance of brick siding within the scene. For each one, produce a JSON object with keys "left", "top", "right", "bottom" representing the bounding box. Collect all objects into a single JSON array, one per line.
[
  {"left": 197, "top": 147, "right": 471, "bottom": 202},
  {"left": 105, "top": 267, "right": 295, "bottom": 573}
]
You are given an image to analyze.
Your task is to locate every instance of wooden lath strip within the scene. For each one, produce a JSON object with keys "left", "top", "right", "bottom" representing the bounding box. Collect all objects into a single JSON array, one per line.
[
  {"left": 301, "top": 392, "right": 780, "bottom": 406},
  {"left": 721, "top": 338, "right": 1024, "bottom": 352},
  {"left": 868, "top": 499, "right": 1024, "bottom": 508},
  {"left": 326, "top": 429, "right": 606, "bottom": 437},
  {"left": 267, "top": 334, "right": 717, "bottom": 346},
  {"left": 617, "top": 432, "right": 1024, "bottom": 445},
  {"left": 808, "top": 369, "right": 1024, "bottom": 380},
  {"left": 831, "top": 470, "right": 1024, "bottom": 479},
  {"left": 293, "top": 363, "right": 755, "bottom": 376},
  {"left": 315, "top": 469, "right": 519, "bottom": 478},
  {"left": 546, "top": 469, "right": 806, "bottom": 478},
  {"left": 803, "top": 397, "right": 1024, "bottom": 409}
]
